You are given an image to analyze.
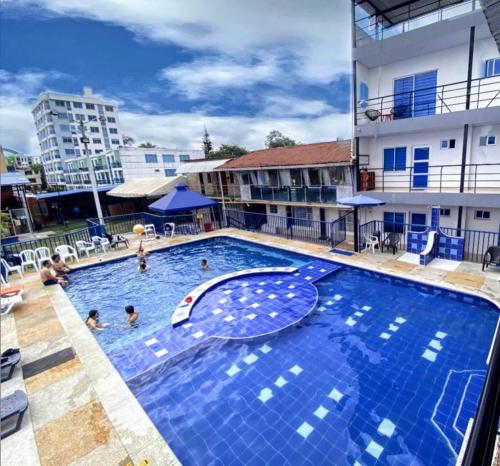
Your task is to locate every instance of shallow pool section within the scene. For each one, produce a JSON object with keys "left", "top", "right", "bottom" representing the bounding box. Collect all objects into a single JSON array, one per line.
[{"left": 66, "top": 237, "right": 498, "bottom": 465}]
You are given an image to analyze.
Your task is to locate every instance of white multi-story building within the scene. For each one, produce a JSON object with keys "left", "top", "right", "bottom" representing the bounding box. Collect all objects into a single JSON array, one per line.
[
  {"left": 31, "top": 87, "right": 122, "bottom": 188},
  {"left": 353, "top": 0, "right": 500, "bottom": 234}
]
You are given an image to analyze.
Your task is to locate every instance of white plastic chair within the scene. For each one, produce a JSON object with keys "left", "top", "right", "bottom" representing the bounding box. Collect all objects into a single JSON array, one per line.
[
  {"left": 55, "top": 245, "right": 79, "bottom": 263},
  {"left": 76, "top": 240, "right": 95, "bottom": 257},
  {"left": 0, "top": 258, "right": 23, "bottom": 279},
  {"left": 164, "top": 223, "right": 175, "bottom": 238},
  {"left": 35, "top": 247, "right": 51, "bottom": 269},
  {"left": 364, "top": 233, "right": 379, "bottom": 254},
  {"left": 92, "top": 236, "right": 110, "bottom": 253},
  {"left": 144, "top": 224, "right": 156, "bottom": 241},
  {"left": 19, "top": 250, "right": 39, "bottom": 272}
]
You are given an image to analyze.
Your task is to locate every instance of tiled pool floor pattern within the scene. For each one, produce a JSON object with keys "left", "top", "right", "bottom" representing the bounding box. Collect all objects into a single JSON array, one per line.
[
  {"left": 109, "top": 260, "right": 341, "bottom": 381},
  {"left": 128, "top": 267, "right": 498, "bottom": 466}
]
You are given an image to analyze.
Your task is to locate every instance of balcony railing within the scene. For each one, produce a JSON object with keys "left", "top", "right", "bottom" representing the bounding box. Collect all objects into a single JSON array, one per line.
[
  {"left": 94, "top": 164, "right": 109, "bottom": 171},
  {"left": 250, "top": 185, "right": 338, "bottom": 204},
  {"left": 358, "top": 163, "right": 500, "bottom": 193},
  {"left": 357, "top": 76, "right": 500, "bottom": 124},
  {"left": 111, "top": 162, "right": 122, "bottom": 168},
  {"left": 355, "top": 0, "right": 479, "bottom": 47}
]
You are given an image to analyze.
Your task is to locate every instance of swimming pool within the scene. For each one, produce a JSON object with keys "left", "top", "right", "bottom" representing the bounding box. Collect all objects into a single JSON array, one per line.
[{"left": 65, "top": 236, "right": 498, "bottom": 465}]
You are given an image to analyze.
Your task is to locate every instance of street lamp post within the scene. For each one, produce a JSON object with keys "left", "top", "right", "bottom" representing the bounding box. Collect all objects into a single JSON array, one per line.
[{"left": 49, "top": 110, "right": 105, "bottom": 225}]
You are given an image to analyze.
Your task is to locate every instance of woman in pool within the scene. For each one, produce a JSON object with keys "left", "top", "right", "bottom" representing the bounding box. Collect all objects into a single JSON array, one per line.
[
  {"left": 138, "top": 262, "right": 148, "bottom": 273},
  {"left": 85, "top": 310, "right": 108, "bottom": 331},
  {"left": 201, "top": 259, "right": 209, "bottom": 271},
  {"left": 125, "top": 305, "right": 139, "bottom": 326},
  {"left": 137, "top": 241, "right": 149, "bottom": 264}
]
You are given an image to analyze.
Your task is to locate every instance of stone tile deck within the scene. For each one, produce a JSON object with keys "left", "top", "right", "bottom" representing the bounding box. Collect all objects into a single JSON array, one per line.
[{"left": 1, "top": 228, "right": 498, "bottom": 465}]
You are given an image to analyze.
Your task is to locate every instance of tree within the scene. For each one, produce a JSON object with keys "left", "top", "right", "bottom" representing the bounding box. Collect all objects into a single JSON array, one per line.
[
  {"left": 0, "top": 211, "right": 11, "bottom": 236},
  {"left": 138, "top": 142, "right": 156, "bottom": 148},
  {"left": 265, "top": 130, "right": 296, "bottom": 149},
  {"left": 202, "top": 127, "right": 213, "bottom": 157},
  {"left": 123, "top": 135, "right": 135, "bottom": 146},
  {"left": 32, "top": 163, "right": 42, "bottom": 174},
  {"left": 208, "top": 144, "right": 247, "bottom": 159}
]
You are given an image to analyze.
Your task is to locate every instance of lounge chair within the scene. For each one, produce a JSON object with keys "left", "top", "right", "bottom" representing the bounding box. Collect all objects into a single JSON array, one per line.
[
  {"left": 482, "top": 246, "right": 500, "bottom": 272},
  {"left": 164, "top": 223, "right": 175, "bottom": 238},
  {"left": 144, "top": 224, "right": 156, "bottom": 241},
  {"left": 19, "top": 250, "right": 38, "bottom": 273},
  {"left": 34, "top": 247, "right": 51, "bottom": 269},
  {"left": 76, "top": 240, "right": 95, "bottom": 257},
  {"left": 0, "top": 258, "right": 23, "bottom": 280},
  {"left": 363, "top": 233, "right": 379, "bottom": 254},
  {"left": 381, "top": 232, "right": 401, "bottom": 255},
  {"left": 1, "top": 390, "right": 28, "bottom": 439},
  {"left": 110, "top": 235, "right": 129, "bottom": 249},
  {"left": 1, "top": 348, "right": 21, "bottom": 382},
  {"left": 55, "top": 245, "right": 79, "bottom": 263}
]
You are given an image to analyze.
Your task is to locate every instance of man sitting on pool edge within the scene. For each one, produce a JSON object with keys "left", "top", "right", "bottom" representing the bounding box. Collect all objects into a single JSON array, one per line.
[
  {"left": 52, "top": 253, "right": 71, "bottom": 278},
  {"left": 40, "top": 260, "right": 67, "bottom": 287},
  {"left": 125, "top": 305, "right": 139, "bottom": 326}
]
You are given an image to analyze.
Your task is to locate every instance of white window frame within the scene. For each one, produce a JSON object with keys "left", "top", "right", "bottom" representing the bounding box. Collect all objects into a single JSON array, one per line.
[{"left": 474, "top": 210, "right": 491, "bottom": 220}]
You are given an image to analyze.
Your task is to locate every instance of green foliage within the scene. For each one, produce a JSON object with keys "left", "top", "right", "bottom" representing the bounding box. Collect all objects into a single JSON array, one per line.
[
  {"left": 265, "top": 130, "right": 296, "bottom": 148},
  {"left": 202, "top": 127, "right": 213, "bottom": 157},
  {"left": 5, "top": 155, "right": 16, "bottom": 166},
  {"left": 138, "top": 142, "right": 156, "bottom": 148},
  {"left": 32, "top": 163, "right": 42, "bottom": 174},
  {"left": 208, "top": 144, "right": 247, "bottom": 159},
  {"left": 0, "top": 211, "right": 11, "bottom": 236},
  {"left": 123, "top": 135, "right": 135, "bottom": 146}
]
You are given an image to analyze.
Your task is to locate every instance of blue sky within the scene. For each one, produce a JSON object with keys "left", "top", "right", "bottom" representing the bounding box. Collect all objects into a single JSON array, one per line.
[{"left": 0, "top": 0, "right": 351, "bottom": 153}]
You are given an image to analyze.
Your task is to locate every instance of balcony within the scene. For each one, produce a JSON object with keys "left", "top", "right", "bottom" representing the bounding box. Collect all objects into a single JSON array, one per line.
[
  {"left": 113, "top": 177, "right": 125, "bottom": 184},
  {"left": 357, "top": 163, "right": 500, "bottom": 193},
  {"left": 94, "top": 164, "right": 109, "bottom": 171},
  {"left": 249, "top": 185, "right": 338, "bottom": 204},
  {"left": 111, "top": 162, "right": 122, "bottom": 168},
  {"left": 356, "top": 76, "right": 500, "bottom": 136}
]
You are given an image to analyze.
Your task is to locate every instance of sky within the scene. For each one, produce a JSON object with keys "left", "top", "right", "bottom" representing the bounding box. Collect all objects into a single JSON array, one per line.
[{"left": 0, "top": 0, "right": 352, "bottom": 154}]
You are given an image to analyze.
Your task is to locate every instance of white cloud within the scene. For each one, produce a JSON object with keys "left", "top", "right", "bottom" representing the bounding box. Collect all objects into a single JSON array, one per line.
[
  {"left": 160, "top": 55, "right": 280, "bottom": 99},
  {"left": 262, "top": 95, "right": 336, "bottom": 117},
  {"left": 119, "top": 110, "right": 351, "bottom": 151}
]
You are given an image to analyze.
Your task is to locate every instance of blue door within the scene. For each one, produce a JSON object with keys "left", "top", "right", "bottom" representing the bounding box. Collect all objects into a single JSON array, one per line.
[
  {"left": 393, "top": 76, "right": 413, "bottom": 119},
  {"left": 414, "top": 71, "right": 437, "bottom": 116},
  {"left": 413, "top": 147, "right": 429, "bottom": 189},
  {"left": 411, "top": 213, "right": 427, "bottom": 232}
]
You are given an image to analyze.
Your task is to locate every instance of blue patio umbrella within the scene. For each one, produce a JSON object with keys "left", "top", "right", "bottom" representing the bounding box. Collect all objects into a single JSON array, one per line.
[
  {"left": 148, "top": 182, "right": 217, "bottom": 214},
  {"left": 337, "top": 194, "right": 385, "bottom": 252}
]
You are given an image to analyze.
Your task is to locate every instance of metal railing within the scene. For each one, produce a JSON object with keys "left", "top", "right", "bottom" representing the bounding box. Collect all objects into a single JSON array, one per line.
[
  {"left": 355, "top": 0, "right": 479, "bottom": 47},
  {"left": 358, "top": 163, "right": 500, "bottom": 193},
  {"left": 250, "top": 185, "right": 338, "bottom": 204},
  {"left": 357, "top": 75, "right": 500, "bottom": 123}
]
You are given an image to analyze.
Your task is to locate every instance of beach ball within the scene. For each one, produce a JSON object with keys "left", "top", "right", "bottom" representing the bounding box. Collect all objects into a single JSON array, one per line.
[{"left": 133, "top": 224, "right": 145, "bottom": 235}]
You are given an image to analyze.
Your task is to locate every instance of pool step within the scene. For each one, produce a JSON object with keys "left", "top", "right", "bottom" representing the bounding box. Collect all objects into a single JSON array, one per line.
[{"left": 295, "top": 260, "right": 342, "bottom": 283}]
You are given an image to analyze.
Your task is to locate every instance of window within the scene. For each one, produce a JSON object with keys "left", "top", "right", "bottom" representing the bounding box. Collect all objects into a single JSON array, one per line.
[
  {"left": 269, "top": 205, "right": 278, "bottom": 214},
  {"left": 393, "top": 70, "right": 437, "bottom": 118},
  {"left": 162, "top": 154, "right": 175, "bottom": 163},
  {"left": 383, "top": 211, "right": 405, "bottom": 233},
  {"left": 479, "top": 135, "right": 497, "bottom": 146},
  {"left": 383, "top": 147, "right": 406, "bottom": 171},
  {"left": 440, "top": 139, "right": 456, "bottom": 149},
  {"left": 145, "top": 153, "right": 158, "bottom": 163},
  {"left": 90, "top": 127, "right": 99, "bottom": 133},
  {"left": 111, "top": 139, "right": 120, "bottom": 144},
  {"left": 107, "top": 117, "right": 116, "bottom": 123},
  {"left": 85, "top": 103, "right": 95, "bottom": 110},
  {"left": 475, "top": 210, "right": 491, "bottom": 220},
  {"left": 104, "top": 105, "right": 114, "bottom": 112},
  {"left": 95, "top": 150, "right": 103, "bottom": 154},
  {"left": 485, "top": 58, "right": 500, "bottom": 77},
  {"left": 290, "top": 169, "right": 304, "bottom": 186},
  {"left": 92, "top": 138, "right": 102, "bottom": 144},
  {"left": 62, "top": 137, "right": 73, "bottom": 143},
  {"left": 109, "top": 128, "right": 118, "bottom": 134},
  {"left": 268, "top": 170, "right": 279, "bottom": 186},
  {"left": 59, "top": 124, "right": 70, "bottom": 132},
  {"left": 165, "top": 169, "right": 177, "bottom": 176},
  {"left": 308, "top": 168, "right": 321, "bottom": 186},
  {"left": 410, "top": 213, "right": 427, "bottom": 232},
  {"left": 73, "top": 101, "right": 83, "bottom": 108},
  {"left": 291, "top": 206, "right": 313, "bottom": 227},
  {"left": 55, "top": 100, "right": 65, "bottom": 107},
  {"left": 65, "top": 149, "right": 75, "bottom": 155},
  {"left": 75, "top": 114, "right": 85, "bottom": 121},
  {"left": 179, "top": 154, "right": 190, "bottom": 161},
  {"left": 241, "top": 173, "right": 251, "bottom": 185},
  {"left": 228, "top": 172, "right": 235, "bottom": 184},
  {"left": 440, "top": 208, "right": 451, "bottom": 217},
  {"left": 87, "top": 115, "right": 97, "bottom": 121},
  {"left": 359, "top": 81, "right": 369, "bottom": 109},
  {"left": 57, "top": 113, "right": 68, "bottom": 120},
  {"left": 207, "top": 173, "right": 213, "bottom": 183}
]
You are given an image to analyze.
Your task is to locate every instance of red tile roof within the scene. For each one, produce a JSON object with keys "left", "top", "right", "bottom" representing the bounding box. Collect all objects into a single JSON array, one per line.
[{"left": 218, "top": 140, "right": 352, "bottom": 170}]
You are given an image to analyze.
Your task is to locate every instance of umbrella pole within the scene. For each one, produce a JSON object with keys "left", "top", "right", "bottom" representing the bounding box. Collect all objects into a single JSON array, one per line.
[{"left": 353, "top": 206, "right": 359, "bottom": 253}]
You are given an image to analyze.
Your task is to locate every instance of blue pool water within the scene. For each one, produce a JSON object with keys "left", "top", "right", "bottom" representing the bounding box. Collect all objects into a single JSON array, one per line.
[{"left": 65, "top": 237, "right": 499, "bottom": 465}]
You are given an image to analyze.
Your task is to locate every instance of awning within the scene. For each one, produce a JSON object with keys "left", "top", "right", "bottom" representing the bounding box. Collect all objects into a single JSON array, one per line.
[
  {"left": 30, "top": 185, "right": 115, "bottom": 200},
  {"left": 1, "top": 172, "right": 29, "bottom": 186},
  {"left": 107, "top": 176, "right": 186, "bottom": 198},
  {"left": 178, "top": 159, "right": 231, "bottom": 174}
]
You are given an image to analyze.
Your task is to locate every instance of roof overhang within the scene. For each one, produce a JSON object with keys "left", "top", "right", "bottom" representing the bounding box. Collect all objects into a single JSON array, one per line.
[
  {"left": 356, "top": 0, "right": 465, "bottom": 26},
  {"left": 0, "top": 172, "right": 29, "bottom": 186},
  {"left": 218, "top": 162, "right": 353, "bottom": 171},
  {"left": 480, "top": 0, "right": 500, "bottom": 52},
  {"left": 107, "top": 176, "right": 186, "bottom": 198},
  {"left": 178, "top": 159, "right": 231, "bottom": 174}
]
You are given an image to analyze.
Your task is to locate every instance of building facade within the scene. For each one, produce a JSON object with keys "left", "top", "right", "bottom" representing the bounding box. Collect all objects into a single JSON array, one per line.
[
  {"left": 31, "top": 87, "right": 123, "bottom": 188},
  {"left": 353, "top": 0, "right": 500, "bottom": 233},
  {"left": 1, "top": 146, "right": 42, "bottom": 192}
]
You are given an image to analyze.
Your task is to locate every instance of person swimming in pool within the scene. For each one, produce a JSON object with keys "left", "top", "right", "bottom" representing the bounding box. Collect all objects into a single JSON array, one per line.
[
  {"left": 137, "top": 241, "right": 149, "bottom": 264},
  {"left": 85, "top": 310, "right": 108, "bottom": 331},
  {"left": 138, "top": 262, "right": 148, "bottom": 273},
  {"left": 201, "top": 259, "right": 209, "bottom": 271},
  {"left": 125, "top": 305, "right": 139, "bottom": 326}
]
